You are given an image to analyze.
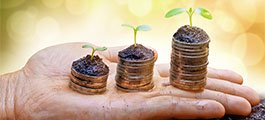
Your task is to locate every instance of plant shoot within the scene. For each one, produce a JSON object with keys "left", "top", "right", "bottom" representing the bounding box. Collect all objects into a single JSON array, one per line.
[
  {"left": 165, "top": 7, "right": 212, "bottom": 27},
  {"left": 82, "top": 44, "right": 107, "bottom": 61},
  {"left": 122, "top": 24, "right": 151, "bottom": 47}
]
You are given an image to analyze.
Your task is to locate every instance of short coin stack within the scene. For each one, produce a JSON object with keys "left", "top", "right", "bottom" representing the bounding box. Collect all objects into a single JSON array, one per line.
[
  {"left": 170, "top": 27, "right": 210, "bottom": 91},
  {"left": 69, "top": 67, "right": 108, "bottom": 95},
  {"left": 115, "top": 56, "right": 156, "bottom": 92}
]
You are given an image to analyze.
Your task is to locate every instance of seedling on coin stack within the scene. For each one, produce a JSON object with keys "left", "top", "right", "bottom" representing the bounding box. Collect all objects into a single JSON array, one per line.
[
  {"left": 82, "top": 44, "right": 107, "bottom": 61},
  {"left": 165, "top": 7, "right": 212, "bottom": 91},
  {"left": 69, "top": 44, "right": 109, "bottom": 95},
  {"left": 165, "top": 7, "right": 212, "bottom": 27},
  {"left": 115, "top": 24, "right": 157, "bottom": 92},
  {"left": 121, "top": 24, "right": 151, "bottom": 47}
]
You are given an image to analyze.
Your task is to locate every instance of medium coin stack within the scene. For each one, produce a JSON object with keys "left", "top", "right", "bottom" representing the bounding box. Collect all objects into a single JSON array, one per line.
[
  {"left": 170, "top": 29, "right": 210, "bottom": 91},
  {"left": 115, "top": 57, "right": 156, "bottom": 92},
  {"left": 69, "top": 68, "right": 108, "bottom": 95}
]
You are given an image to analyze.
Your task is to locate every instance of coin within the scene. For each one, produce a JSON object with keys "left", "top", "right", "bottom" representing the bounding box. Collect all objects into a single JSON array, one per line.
[
  {"left": 170, "top": 70, "right": 207, "bottom": 80},
  {"left": 71, "top": 67, "right": 108, "bottom": 83},
  {"left": 115, "top": 51, "right": 157, "bottom": 92},
  {"left": 170, "top": 79, "right": 205, "bottom": 91},
  {"left": 70, "top": 74, "right": 106, "bottom": 89},
  {"left": 116, "top": 78, "right": 152, "bottom": 89},
  {"left": 170, "top": 36, "right": 209, "bottom": 91},
  {"left": 69, "top": 80, "right": 106, "bottom": 95},
  {"left": 116, "top": 82, "right": 154, "bottom": 92}
]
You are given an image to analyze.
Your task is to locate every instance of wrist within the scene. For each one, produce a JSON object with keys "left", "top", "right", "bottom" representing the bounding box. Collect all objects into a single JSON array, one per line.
[{"left": 0, "top": 70, "right": 23, "bottom": 119}]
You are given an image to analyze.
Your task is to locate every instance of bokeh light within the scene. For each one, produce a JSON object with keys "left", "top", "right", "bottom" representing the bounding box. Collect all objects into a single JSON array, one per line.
[
  {"left": 6, "top": 10, "right": 36, "bottom": 41},
  {"left": 65, "top": 0, "right": 91, "bottom": 15},
  {"left": 231, "top": 0, "right": 256, "bottom": 24},
  {"left": 209, "top": 52, "right": 248, "bottom": 80},
  {"left": 232, "top": 34, "right": 247, "bottom": 59},
  {"left": 36, "top": 17, "right": 61, "bottom": 42},
  {"left": 0, "top": 0, "right": 25, "bottom": 9},
  {"left": 231, "top": 33, "right": 265, "bottom": 66},
  {"left": 26, "top": 6, "right": 38, "bottom": 16},
  {"left": 241, "top": 33, "right": 265, "bottom": 66},
  {"left": 42, "top": 0, "right": 64, "bottom": 8},
  {"left": 0, "top": 0, "right": 264, "bottom": 94},
  {"left": 128, "top": 0, "right": 152, "bottom": 17}
]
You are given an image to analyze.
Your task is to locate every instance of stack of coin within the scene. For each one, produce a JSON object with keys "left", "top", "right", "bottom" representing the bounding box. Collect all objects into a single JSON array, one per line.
[
  {"left": 170, "top": 37, "right": 210, "bottom": 91},
  {"left": 69, "top": 67, "right": 108, "bottom": 95},
  {"left": 115, "top": 56, "right": 156, "bottom": 92}
]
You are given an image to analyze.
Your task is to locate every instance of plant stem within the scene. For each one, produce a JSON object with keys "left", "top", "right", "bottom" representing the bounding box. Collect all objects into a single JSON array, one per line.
[
  {"left": 133, "top": 29, "right": 137, "bottom": 47},
  {"left": 189, "top": 14, "right": 192, "bottom": 27},
  {"left": 187, "top": 8, "right": 195, "bottom": 27},
  {"left": 91, "top": 48, "right": 95, "bottom": 61}
]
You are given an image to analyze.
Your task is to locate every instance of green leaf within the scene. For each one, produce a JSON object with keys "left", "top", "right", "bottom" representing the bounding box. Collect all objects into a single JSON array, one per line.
[
  {"left": 95, "top": 47, "right": 107, "bottom": 51},
  {"left": 165, "top": 8, "right": 186, "bottom": 18},
  {"left": 188, "top": 8, "right": 193, "bottom": 13},
  {"left": 121, "top": 24, "right": 135, "bottom": 30},
  {"left": 195, "top": 8, "right": 213, "bottom": 20},
  {"left": 136, "top": 25, "right": 151, "bottom": 31},
  {"left": 82, "top": 44, "right": 94, "bottom": 49}
]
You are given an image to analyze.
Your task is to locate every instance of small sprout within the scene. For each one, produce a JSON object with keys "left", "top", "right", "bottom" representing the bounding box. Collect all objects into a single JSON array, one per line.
[
  {"left": 82, "top": 44, "right": 107, "bottom": 61},
  {"left": 122, "top": 24, "right": 151, "bottom": 47},
  {"left": 165, "top": 7, "right": 212, "bottom": 27}
]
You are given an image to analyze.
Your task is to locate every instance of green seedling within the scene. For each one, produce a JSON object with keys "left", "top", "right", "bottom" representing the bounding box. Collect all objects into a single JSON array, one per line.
[
  {"left": 165, "top": 7, "right": 212, "bottom": 27},
  {"left": 122, "top": 24, "right": 151, "bottom": 47},
  {"left": 82, "top": 44, "right": 107, "bottom": 61}
]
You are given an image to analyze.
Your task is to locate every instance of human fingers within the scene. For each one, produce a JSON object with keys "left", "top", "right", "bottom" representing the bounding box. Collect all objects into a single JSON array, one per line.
[
  {"left": 141, "top": 96, "right": 225, "bottom": 119},
  {"left": 207, "top": 68, "right": 243, "bottom": 84},
  {"left": 154, "top": 87, "right": 251, "bottom": 116},
  {"left": 156, "top": 63, "right": 243, "bottom": 84},
  {"left": 49, "top": 92, "right": 223, "bottom": 120},
  {"left": 156, "top": 63, "right": 170, "bottom": 77},
  {"left": 206, "top": 78, "right": 260, "bottom": 106}
]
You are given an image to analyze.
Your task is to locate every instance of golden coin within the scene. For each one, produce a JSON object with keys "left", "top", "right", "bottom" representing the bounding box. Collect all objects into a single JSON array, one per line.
[
  {"left": 71, "top": 67, "right": 108, "bottom": 83},
  {"left": 70, "top": 74, "right": 106, "bottom": 89},
  {"left": 170, "top": 79, "right": 205, "bottom": 91},
  {"left": 69, "top": 81, "right": 106, "bottom": 95},
  {"left": 116, "top": 82, "right": 154, "bottom": 92}
]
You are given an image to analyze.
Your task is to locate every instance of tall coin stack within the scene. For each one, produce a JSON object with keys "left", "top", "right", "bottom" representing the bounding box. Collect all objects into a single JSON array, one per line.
[
  {"left": 170, "top": 25, "right": 210, "bottom": 91},
  {"left": 115, "top": 55, "right": 156, "bottom": 92}
]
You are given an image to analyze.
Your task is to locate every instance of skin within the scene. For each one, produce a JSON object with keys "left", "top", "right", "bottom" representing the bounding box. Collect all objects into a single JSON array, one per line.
[{"left": 0, "top": 42, "right": 260, "bottom": 120}]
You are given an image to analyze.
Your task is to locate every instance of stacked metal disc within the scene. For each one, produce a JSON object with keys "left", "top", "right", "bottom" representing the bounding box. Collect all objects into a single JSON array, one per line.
[
  {"left": 115, "top": 57, "right": 156, "bottom": 92},
  {"left": 69, "top": 68, "right": 108, "bottom": 95},
  {"left": 170, "top": 37, "right": 210, "bottom": 91}
]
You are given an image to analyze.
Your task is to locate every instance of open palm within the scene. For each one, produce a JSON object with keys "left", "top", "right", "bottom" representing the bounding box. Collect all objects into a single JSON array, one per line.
[{"left": 1, "top": 43, "right": 259, "bottom": 120}]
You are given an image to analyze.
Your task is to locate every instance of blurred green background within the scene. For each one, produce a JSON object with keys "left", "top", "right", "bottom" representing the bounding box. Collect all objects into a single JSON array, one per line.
[{"left": 0, "top": 0, "right": 264, "bottom": 95}]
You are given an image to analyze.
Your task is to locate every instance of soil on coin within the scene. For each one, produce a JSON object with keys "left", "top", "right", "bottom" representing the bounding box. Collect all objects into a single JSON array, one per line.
[
  {"left": 118, "top": 44, "right": 154, "bottom": 61},
  {"left": 212, "top": 98, "right": 265, "bottom": 120},
  {"left": 72, "top": 55, "right": 109, "bottom": 76},
  {"left": 173, "top": 25, "right": 209, "bottom": 43}
]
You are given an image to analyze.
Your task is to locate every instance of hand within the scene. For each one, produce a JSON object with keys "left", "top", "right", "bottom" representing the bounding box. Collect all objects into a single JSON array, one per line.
[{"left": 0, "top": 43, "right": 260, "bottom": 120}]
